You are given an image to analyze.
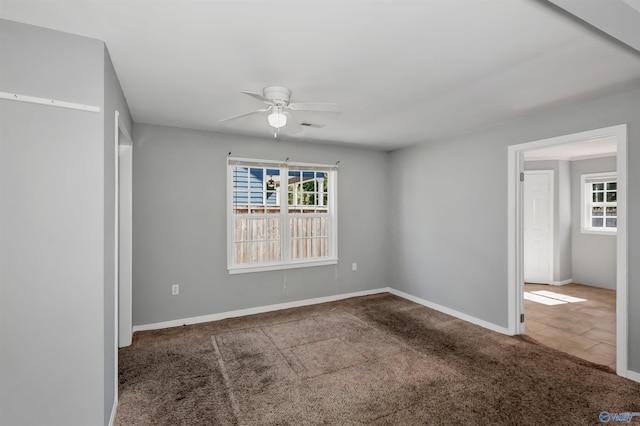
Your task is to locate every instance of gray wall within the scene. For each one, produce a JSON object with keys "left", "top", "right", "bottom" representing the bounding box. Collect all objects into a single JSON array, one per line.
[
  {"left": 524, "top": 160, "right": 573, "bottom": 283},
  {"left": 0, "top": 20, "right": 131, "bottom": 426},
  {"left": 388, "top": 88, "right": 640, "bottom": 372},
  {"left": 132, "top": 123, "right": 390, "bottom": 326},
  {"left": 571, "top": 156, "right": 617, "bottom": 290}
]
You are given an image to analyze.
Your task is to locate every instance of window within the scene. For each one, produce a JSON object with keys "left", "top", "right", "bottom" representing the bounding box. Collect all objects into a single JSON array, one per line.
[
  {"left": 581, "top": 172, "right": 617, "bottom": 234},
  {"left": 227, "top": 157, "right": 337, "bottom": 274}
]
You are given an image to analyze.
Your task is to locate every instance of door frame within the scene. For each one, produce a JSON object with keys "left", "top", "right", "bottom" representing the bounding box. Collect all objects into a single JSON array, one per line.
[
  {"left": 523, "top": 170, "right": 554, "bottom": 285},
  {"left": 507, "top": 124, "right": 628, "bottom": 378},
  {"left": 114, "top": 110, "right": 133, "bottom": 403}
]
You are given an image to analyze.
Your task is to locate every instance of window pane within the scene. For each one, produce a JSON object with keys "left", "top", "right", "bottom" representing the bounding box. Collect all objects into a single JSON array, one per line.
[
  {"left": 288, "top": 171, "right": 301, "bottom": 191},
  {"left": 233, "top": 217, "right": 281, "bottom": 265},
  {"left": 249, "top": 192, "right": 263, "bottom": 205},
  {"left": 592, "top": 218, "right": 603, "bottom": 228},
  {"left": 288, "top": 171, "right": 330, "bottom": 214},
  {"left": 266, "top": 169, "right": 280, "bottom": 187},
  {"left": 234, "top": 242, "right": 268, "bottom": 264},
  {"left": 289, "top": 217, "right": 329, "bottom": 260},
  {"left": 606, "top": 218, "right": 617, "bottom": 228},
  {"left": 592, "top": 207, "right": 604, "bottom": 217},
  {"left": 606, "top": 207, "right": 617, "bottom": 217},
  {"left": 233, "top": 191, "right": 248, "bottom": 214},
  {"left": 593, "top": 192, "right": 604, "bottom": 202},
  {"left": 268, "top": 241, "right": 281, "bottom": 262},
  {"left": 606, "top": 191, "right": 617, "bottom": 202},
  {"left": 607, "top": 182, "right": 617, "bottom": 190},
  {"left": 234, "top": 243, "right": 246, "bottom": 264},
  {"left": 267, "top": 218, "right": 280, "bottom": 240},
  {"left": 250, "top": 219, "right": 265, "bottom": 241},
  {"left": 266, "top": 191, "right": 278, "bottom": 207},
  {"left": 233, "top": 167, "right": 249, "bottom": 190},
  {"left": 245, "top": 241, "right": 265, "bottom": 263},
  {"left": 318, "top": 217, "right": 328, "bottom": 237},
  {"left": 234, "top": 218, "right": 247, "bottom": 242},
  {"left": 249, "top": 168, "right": 263, "bottom": 189},
  {"left": 593, "top": 183, "right": 604, "bottom": 191},
  {"left": 301, "top": 192, "right": 316, "bottom": 206}
]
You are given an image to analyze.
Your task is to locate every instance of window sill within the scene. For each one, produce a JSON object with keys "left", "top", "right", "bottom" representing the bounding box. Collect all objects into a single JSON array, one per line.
[
  {"left": 580, "top": 229, "right": 617, "bottom": 236},
  {"left": 228, "top": 258, "right": 338, "bottom": 275}
]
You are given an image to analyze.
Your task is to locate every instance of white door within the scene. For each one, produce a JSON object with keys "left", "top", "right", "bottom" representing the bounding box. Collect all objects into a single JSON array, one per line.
[{"left": 523, "top": 171, "right": 553, "bottom": 284}]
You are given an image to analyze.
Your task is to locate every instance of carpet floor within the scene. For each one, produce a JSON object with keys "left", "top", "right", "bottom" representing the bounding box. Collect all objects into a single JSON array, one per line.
[{"left": 115, "top": 293, "right": 640, "bottom": 425}]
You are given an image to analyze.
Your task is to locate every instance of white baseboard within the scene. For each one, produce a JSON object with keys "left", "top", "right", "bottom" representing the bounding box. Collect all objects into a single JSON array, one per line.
[
  {"left": 387, "top": 288, "right": 512, "bottom": 335},
  {"left": 133, "top": 287, "right": 512, "bottom": 337},
  {"left": 133, "top": 288, "right": 391, "bottom": 332},
  {"left": 626, "top": 370, "right": 640, "bottom": 383},
  {"left": 108, "top": 397, "right": 117, "bottom": 426},
  {"left": 550, "top": 279, "right": 572, "bottom": 286}
]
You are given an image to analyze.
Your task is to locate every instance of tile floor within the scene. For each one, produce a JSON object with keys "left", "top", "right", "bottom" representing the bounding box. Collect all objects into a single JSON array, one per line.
[{"left": 524, "top": 283, "right": 616, "bottom": 369}]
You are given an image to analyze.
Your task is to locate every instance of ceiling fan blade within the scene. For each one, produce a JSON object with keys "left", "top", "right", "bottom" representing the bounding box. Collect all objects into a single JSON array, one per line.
[
  {"left": 283, "top": 111, "right": 302, "bottom": 134},
  {"left": 241, "top": 91, "right": 274, "bottom": 105},
  {"left": 300, "top": 122, "right": 325, "bottom": 128},
  {"left": 219, "top": 108, "right": 270, "bottom": 123},
  {"left": 287, "top": 102, "right": 340, "bottom": 113}
]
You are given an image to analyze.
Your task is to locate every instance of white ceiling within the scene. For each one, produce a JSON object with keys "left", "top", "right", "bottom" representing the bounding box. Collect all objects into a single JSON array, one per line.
[{"left": 2, "top": 0, "right": 640, "bottom": 151}]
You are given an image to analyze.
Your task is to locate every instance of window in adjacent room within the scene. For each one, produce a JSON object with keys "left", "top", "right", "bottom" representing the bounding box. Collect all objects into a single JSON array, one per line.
[
  {"left": 581, "top": 172, "right": 617, "bottom": 234},
  {"left": 227, "top": 157, "right": 338, "bottom": 274}
]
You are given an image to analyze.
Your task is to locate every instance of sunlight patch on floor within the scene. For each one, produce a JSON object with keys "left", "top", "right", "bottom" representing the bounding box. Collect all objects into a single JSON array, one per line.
[
  {"left": 531, "top": 290, "right": 587, "bottom": 303},
  {"left": 524, "top": 292, "right": 566, "bottom": 305},
  {"left": 524, "top": 290, "right": 588, "bottom": 305}
]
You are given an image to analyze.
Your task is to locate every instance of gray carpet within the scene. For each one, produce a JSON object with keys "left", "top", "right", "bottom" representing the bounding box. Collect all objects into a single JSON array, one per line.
[{"left": 116, "top": 293, "right": 640, "bottom": 425}]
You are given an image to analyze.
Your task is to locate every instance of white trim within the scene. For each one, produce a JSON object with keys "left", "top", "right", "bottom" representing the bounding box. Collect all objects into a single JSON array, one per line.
[
  {"left": 133, "top": 288, "right": 390, "bottom": 332},
  {"left": 508, "top": 124, "right": 628, "bottom": 379},
  {"left": 118, "top": 144, "right": 133, "bottom": 346},
  {"left": 524, "top": 152, "right": 616, "bottom": 162},
  {"left": 387, "top": 288, "right": 512, "bottom": 335},
  {"left": 227, "top": 160, "right": 337, "bottom": 272},
  {"left": 550, "top": 279, "right": 573, "bottom": 286},
  {"left": 113, "top": 112, "right": 120, "bottom": 423},
  {"left": 228, "top": 156, "right": 339, "bottom": 170},
  {"left": 615, "top": 126, "right": 628, "bottom": 378},
  {"left": 0, "top": 91, "right": 100, "bottom": 112},
  {"left": 113, "top": 111, "right": 133, "bottom": 424},
  {"left": 626, "top": 370, "right": 640, "bottom": 383},
  {"left": 580, "top": 171, "right": 618, "bottom": 234},
  {"left": 108, "top": 398, "right": 118, "bottom": 426},
  {"left": 133, "top": 286, "right": 513, "bottom": 336},
  {"left": 229, "top": 258, "right": 338, "bottom": 275},
  {"left": 580, "top": 229, "right": 617, "bottom": 236}
]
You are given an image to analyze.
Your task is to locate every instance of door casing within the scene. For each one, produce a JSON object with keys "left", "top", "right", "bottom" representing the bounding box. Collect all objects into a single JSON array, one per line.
[{"left": 507, "top": 124, "right": 627, "bottom": 378}]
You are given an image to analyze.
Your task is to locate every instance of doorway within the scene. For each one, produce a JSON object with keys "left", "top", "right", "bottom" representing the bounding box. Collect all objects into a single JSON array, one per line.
[{"left": 507, "top": 124, "right": 628, "bottom": 378}]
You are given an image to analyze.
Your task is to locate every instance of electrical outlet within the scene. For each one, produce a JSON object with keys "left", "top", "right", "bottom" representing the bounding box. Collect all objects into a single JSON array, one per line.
[
  {"left": 172, "top": 284, "right": 179, "bottom": 295},
  {"left": 352, "top": 263, "right": 357, "bottom": 271}
]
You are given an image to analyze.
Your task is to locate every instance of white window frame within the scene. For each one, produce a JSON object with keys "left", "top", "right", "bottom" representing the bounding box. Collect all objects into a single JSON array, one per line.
[
  {"left": 581, "top": 171, "right": 617, "bottom": 235},
  {"left": 227, "top": 157, "right": 338, "bottom": 274}
]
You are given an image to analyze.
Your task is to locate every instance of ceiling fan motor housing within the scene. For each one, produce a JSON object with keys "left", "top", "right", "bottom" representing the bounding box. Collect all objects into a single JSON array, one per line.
[{"left": 263, "top": 86, "right": 291, "bottom": 106}]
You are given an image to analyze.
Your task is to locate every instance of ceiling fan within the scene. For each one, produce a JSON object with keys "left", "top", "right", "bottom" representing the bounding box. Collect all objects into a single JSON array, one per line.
[{"left": 219, "top": 86, "right": 340, "bottom": 134}]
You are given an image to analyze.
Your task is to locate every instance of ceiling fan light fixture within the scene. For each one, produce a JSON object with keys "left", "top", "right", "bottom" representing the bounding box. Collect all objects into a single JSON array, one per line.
[{"left": 267, "top": 110, "right": 287, "bottom": 128}]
